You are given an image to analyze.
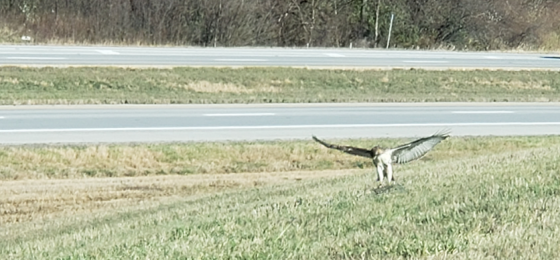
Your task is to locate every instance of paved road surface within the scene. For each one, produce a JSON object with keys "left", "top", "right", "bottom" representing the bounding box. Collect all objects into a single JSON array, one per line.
[
  {"left": 0, "top": 103, "right": 559, "bottom": 144},
  {"left": 1, "top": 45, "right": 559, "bottom": 69}
]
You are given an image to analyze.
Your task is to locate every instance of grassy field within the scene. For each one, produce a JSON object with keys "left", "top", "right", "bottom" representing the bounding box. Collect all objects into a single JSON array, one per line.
[
  {"left": 1, "top": 136, "right": 559, "bottom": 180},
  {"left": 2, "top": 136, "right": 560, "bottom": 259},
  {"left": 0, "top": 66, "right": 559, "bottom": 105}
]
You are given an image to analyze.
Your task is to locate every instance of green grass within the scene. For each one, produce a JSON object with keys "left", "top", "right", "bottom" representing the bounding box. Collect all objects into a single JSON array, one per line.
[
  {"left": 2, "top": 136, "right": 560, "bottom": 259},
  {"left": 0, "top": 66, "right": 559, "bottom": 105}
]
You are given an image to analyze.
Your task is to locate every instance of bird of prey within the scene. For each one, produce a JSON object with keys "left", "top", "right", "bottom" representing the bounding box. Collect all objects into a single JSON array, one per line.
[{"left": 312, "top": 129, "right": 450, "bottom": 183}]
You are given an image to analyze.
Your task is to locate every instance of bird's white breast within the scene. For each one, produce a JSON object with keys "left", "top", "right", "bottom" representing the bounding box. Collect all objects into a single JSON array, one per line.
[{"left": 376, "top": 151, "right": 393, "bottom": 165}]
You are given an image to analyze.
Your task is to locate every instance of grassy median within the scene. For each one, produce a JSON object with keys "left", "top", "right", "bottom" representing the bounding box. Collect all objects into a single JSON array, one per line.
[
  {"left": 0, "top": 66, "right": 559, "bottom": 105},
  {"left": 2, "top": 136, "right": 560, "bottom": 258}
]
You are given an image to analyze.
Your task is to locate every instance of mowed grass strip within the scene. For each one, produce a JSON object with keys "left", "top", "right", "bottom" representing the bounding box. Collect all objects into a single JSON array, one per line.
[
  {"left": 1, "top": 136, "right": 560, "bottom": 259},
  {"left": 0, "top": 66, "right": 559, "bottom": 105},
  {"left": 0, "top": 170, "right": 354, "bottom": 225},
  {"left": 1, "top": 136, "right": 559, "bottom": 180}
]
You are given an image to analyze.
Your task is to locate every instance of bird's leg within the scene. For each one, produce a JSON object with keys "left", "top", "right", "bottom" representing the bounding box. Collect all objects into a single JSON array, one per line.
[
  {"left": 385, "top": 163, "right": 393, "bottom": 183},
  {"left": 376, "top": 164, "right": 384, "bottom": 183}
]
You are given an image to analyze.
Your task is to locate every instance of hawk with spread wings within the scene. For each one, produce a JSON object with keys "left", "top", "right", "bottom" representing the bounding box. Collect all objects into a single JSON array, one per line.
[{"left": 312, "top": 129, "right": 450, "bottom": 183}]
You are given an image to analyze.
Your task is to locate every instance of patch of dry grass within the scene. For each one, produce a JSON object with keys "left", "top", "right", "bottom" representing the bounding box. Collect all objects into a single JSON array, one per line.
[
  {"left": 0, "top": 169, "right": 353, "bottom": 225},
  {"left": 2, "top": 136, "right": 559, "bottom": 180},
  {"left": 176, "top": 80, "right": 279, "bottom": 94},
  {"left": 541, "top": 32, "right": 560, "bottom": 50},
  {"left": 472, "top": 79, "right": 553, "bottom": 91},
  {"left": 0, "top": 26, "right": 21, "bottom": 43}
]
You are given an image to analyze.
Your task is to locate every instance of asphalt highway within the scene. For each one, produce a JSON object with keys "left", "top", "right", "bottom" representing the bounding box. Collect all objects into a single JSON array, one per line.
[
  {"left": 1, "top": 45, "right": 559, "bottom": 69},
  {"left": 0, "top": 103, "right": 558, "bottom": 144}
]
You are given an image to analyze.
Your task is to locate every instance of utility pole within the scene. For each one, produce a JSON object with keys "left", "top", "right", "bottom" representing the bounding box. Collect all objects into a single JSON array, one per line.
[{"left": 386, "top": 13, "right": 394, "bottom": 49}]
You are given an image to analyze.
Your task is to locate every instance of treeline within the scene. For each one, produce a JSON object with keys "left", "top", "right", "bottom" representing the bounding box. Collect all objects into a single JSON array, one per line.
[{"left": 1, "top": 0, "right": 559, "bottom": 50}]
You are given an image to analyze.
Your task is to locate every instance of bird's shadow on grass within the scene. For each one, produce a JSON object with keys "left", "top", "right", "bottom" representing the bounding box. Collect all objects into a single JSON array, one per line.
[{"left": 371, "top": 183, "right": 406, "bottom": 195}]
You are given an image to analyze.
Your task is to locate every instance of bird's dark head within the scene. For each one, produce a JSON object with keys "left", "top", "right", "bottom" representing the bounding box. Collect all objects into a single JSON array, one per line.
[{"left": 372, "top": 146, "right": 384, "bottom": 156}]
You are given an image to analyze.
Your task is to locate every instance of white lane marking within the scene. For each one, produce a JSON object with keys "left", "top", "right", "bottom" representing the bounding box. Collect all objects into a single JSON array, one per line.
[
  {"left": 485, "top": 56, "right": 501, "bottom": 59},
  {"left": 324, "top": 53, "right": 345, "bottom": 57},
  {"left": 204, "top": 113, "right": 275, "bottom": 117},
  {"left": 0, "top": 116, "right": 4, "bottom": 119},
  {"left": 452, "top": 111, "right": 514, "bottom": 114},
  {"left": 96, "top": 50, "right": 120, "bottom": 55},
  {"left": 402, "top": 60, "right": 448, "bottom": 63},
  {"left": 1, "top": 122, "right": 558, "bottom": 133},
  {"left": 5, "top": 57, "right": 67, "bottom": 60},
  {"left": 214, "top": 59, "right": 267, "bottom": 62}
]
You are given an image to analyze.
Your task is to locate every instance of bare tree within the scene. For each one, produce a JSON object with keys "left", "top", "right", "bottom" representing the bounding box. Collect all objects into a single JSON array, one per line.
[{"left": 0, "top": 0, "right": 558, "bottom": 49}]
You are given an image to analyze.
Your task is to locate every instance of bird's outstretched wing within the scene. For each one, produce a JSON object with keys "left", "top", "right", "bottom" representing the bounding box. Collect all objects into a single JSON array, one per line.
[
  {"left": 390, "top": 129, "right": 451, "bottom": 164},
  {"left": 312, "top": 136, "right": 373, "bottom": 158}
]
